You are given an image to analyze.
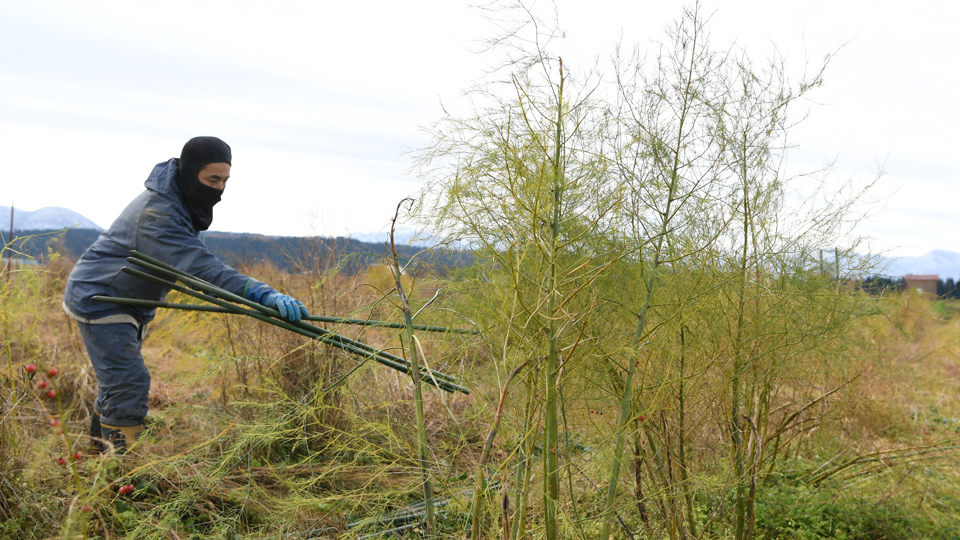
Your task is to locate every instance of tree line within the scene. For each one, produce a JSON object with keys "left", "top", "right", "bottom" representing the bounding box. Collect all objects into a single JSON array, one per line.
[
  {"left": 854, "top": 275, "right": 960, "bottom": 299},
  {"left": 1, "top": 229, "right": 469, "bottom": 275}
]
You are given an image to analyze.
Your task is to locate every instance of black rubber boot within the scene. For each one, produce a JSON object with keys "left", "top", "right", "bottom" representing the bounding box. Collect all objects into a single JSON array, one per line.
[{"left": 90, "top": 410, "right": 104, "bottom": 454}]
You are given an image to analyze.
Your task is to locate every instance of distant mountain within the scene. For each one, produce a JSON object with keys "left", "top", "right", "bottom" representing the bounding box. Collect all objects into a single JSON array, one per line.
[
  {"left": 4, "top": 204, "right": 955, "bottom": 279},
  {"left": 883, "top": 250, "right": 960, "bottom": 280},
  {"left": 205, "top": 232, "right": 468, "bottom": 273},
  {"left": 0, "top": 206, "right": 102, "bottom": 232},
  {"left": 350, "top": 226, "right": 435, "bottom": 247},
  {"left": 4, "top": 229, "right": 471, "bottom": 274}
]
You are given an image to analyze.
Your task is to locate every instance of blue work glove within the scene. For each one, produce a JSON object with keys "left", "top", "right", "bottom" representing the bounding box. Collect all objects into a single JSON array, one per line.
[{"left": 262, "top": 292, "right": 309, "bottom": 322}]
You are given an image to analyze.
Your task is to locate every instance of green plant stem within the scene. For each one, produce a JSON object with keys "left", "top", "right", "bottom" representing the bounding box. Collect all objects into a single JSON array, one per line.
[
  {"left": 641, "top": 423, "right": 673, "bottom": 534},
  {"left": 677, "top": 325, "right": 698, "bottom": 538},
  {"left": 633, "top": 427, "right": 653, "bottom": 537},
  {"left": 120, "top": 253, "right": 465, "bottom": 387},
  {"left": 89, "top": 297, "right": 476, "bottom": 333},
  {"left": 542, "top": 58, "right": 565, "bottom": 540},
  {"left": 471, "top": 359, "right": 530, "bottom": 540},
  {"left": 599, "top": 130, "right": 681, "bottom": 540},
  {"left": 732, "top": 137, "right": 751, "bottom": 540},
  {"left": 512, "top": 367, "right": 537, "bottom": 540},
  {"left": 125, "top": 253, "right": 459, "bottom": 380},
  {"left": 93, "top": 294, "right": 460, "bottom": 386},
  {"left": 389, "top": 203, "right": 435, "bottom": 540},
  {"left": 558, "top": 381, "right": 585, "bottom": 540},
  {"left": 599, "top": 15, "right": 701, "bottom": 538},
  {"left": 108, "top": 268, "right": 466, "bottom": 393},
  {"left": 659, "top": 412, "right": 680, "bottom": 540}
]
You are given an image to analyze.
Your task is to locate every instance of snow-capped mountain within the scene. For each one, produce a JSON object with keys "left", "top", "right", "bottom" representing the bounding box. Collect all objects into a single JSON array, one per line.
[
  {"left": 0, "top": 206, "right": 102, "bottom": 232},
  {"left": 350, "top": 226, "right": 434, "bottom": 247},
  {"left": 882, "top": 250, "right": 960, "bottom": 280}
]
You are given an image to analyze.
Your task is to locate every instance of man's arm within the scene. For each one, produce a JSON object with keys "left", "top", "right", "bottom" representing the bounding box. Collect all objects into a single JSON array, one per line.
[{"left": 137, "top": 207, "right": 309, "bottom": 321}]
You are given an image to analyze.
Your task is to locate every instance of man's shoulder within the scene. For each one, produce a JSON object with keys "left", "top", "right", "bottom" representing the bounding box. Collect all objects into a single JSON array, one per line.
[{"left": 137, "top": 193, "right": 195, "bottom": 235}]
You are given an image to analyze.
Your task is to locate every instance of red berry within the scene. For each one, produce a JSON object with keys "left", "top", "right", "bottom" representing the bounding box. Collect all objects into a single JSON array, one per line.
[
  {"left": 73, "top": 451, "right": 83, "bottom": 461},
  {"left": 25, "top": 364, "right": 37, "bottom": 374},
  {"left": 119, "top": 484, "right": 135, "bottom": 495},
  {"left": 38, "top": 380, "right": 48, "bottom": 389},
  {"left": 81, "top": 504, "right": 92, "bottom": 513},
  {"left": 47, "top": 367, "right": 59, "bottom": 377},
  {"left": 46, "top": 389, "right": 57, "bottom": 399},
  {"left": 638, "top": 415, "right": 647, "bottom": 421},
  {"left": 50, "top": 419, "right": 61, "bottom": 428},
  {"left": 56, "top": 457, "right": 66, "bottom": 466}
]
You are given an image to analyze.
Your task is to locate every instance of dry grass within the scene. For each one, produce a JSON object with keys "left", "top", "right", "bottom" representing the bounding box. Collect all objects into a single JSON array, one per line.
[{"left": 3, "top": 259, "right": 960, "bottom": 539}]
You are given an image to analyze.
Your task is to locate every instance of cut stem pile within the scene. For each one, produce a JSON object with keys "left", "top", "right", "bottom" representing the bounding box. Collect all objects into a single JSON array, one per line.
[{"left": 92, "top": 250, "right": 469, "bottom": 394}]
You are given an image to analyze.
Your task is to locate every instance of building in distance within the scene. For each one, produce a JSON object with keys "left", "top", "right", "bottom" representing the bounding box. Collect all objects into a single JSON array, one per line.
[{"left": 905, "top": 274, "right": 939, "bottom": 296}]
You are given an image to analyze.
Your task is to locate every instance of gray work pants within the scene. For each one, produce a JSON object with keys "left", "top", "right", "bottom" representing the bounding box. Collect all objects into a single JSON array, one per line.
[{"left": 76, "top": 321, "right": 150, "bottom": 427}]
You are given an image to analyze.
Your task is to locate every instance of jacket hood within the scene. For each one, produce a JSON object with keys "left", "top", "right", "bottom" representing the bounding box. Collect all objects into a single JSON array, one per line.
[{"left": 144, "top": 158, "right": 181, "bottom": 196}]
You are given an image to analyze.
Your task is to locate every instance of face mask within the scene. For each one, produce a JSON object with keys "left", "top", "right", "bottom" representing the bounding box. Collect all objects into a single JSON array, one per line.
[
  {"left": 181, "top": 181, "right": 223, "bottom": 232},
  {"left": 176, "top": 136, "right": 232, "bottom": 232}
]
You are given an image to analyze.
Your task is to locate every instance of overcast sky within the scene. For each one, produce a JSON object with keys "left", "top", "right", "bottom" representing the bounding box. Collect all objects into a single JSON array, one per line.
[{"left": 1, "top": 1, "right": 956, "bottom": 257}]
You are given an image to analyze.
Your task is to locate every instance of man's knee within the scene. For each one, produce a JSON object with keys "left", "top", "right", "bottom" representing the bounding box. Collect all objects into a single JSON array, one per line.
[{"left": 81, "top": 321, "right": 151, "bottom": 426}]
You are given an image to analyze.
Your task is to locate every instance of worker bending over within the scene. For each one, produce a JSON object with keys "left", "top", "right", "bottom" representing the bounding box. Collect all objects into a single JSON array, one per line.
[{"left": 63, "top": 136, "right": 308, "bottom": 453}]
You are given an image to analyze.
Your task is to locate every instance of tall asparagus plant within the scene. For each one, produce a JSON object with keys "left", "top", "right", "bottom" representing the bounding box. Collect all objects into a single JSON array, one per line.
[
  {"left": 718, "top": 49, "right": 834, "bottom": 540},
  {"left": 413, "top": 4, "right": 870, "bottom": 538},
  {"left": 599, "top": 9, "right": 727, "bottom": 539},
  {"left": 413, "top": 9, "right": 621, "bottom": 537}
]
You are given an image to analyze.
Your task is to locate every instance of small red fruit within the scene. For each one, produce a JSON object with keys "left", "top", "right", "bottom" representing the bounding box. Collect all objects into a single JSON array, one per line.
[
  {"left": 119, "top": 484, "right": 135, "bottom": 495},
  {"left": 50, "top": 419, "right": 61, "bottom": 428},
  {"left": 48, "top": 367, "right": 59, "bottom": 377},
  {"left": 38, "top": 380, "right": 48, "bottom": 389},
  {"left": 46, "top": 389, "right": 57, "bottom": 399},
  {"left": 73, "top": 451, "right": 83, "bottom": 461},
  {"left": 25, "top": 364, "right": 37, "bottom": 374},
  {"left": 56, "top": 457, "right": 66, "bottom": 466},
  {"left": 81, "top": 504, "right": 92, "bottom": 513}
]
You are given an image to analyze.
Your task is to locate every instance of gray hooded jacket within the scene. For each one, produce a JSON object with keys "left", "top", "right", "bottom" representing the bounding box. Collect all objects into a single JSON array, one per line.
[{"left": 63, "top": 158, "right": 273, "bottom": 325}]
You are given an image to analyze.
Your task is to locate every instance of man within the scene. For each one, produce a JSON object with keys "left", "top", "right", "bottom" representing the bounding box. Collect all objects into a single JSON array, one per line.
[{"left": 63, "top": 136, "right": 308, "bottom": 454}]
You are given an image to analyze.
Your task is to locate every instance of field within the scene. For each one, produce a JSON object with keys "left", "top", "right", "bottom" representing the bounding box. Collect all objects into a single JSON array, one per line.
[
  {"left": 6, "top": 6, "right": 960, "bottom": 540},
  {"left": 3, "top": 254, "right": 960, "bottom": 540}
]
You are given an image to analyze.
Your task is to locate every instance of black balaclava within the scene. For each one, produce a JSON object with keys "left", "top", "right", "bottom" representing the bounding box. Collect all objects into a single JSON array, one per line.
[{"left": 176, "top": 136, "right": 232, "bottom": 232}]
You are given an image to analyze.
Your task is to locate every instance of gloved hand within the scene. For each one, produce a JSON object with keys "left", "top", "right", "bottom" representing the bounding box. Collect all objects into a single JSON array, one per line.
[{"left": 262, "top": 292, "right": 309, "bottom": 322}]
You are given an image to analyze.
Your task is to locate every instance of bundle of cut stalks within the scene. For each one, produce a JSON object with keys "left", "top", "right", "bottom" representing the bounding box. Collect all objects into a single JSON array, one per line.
[{"left": 92, "top": 250, "right": 469, "bottom": 394}]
